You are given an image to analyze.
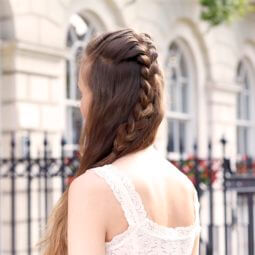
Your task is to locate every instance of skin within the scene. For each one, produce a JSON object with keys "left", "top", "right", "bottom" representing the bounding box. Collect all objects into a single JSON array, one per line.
[{"left": 67, "top": 72, "right": 200, "bottom": 255}]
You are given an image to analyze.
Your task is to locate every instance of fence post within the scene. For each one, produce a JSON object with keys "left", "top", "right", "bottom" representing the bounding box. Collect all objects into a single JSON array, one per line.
[
  {"left": 246, "top": 156, "right": 253, "bottom": 175},
  {"left": 43, "top": 132, "right": 49, "bottom": 224},
  {"left": 61, "top": 136, "right": 66, "bottom": 193},
  {"left": 193, "top": 141, "right": 201, "bottom": 198},
  {"left": 207, "top": 139, "right": 214, "bottom": 255},
  {"left": 26, "top": 133, "right": 32, "bottom": 255},
  {"left": 220, "top": 135, "right": 228, "bottom": 255},
  {"left": 179, "top": 137, "right": 184, "bottom": 170},
  {"left": 247, "top": 193, "right": 254, "bottom": 255},
  {"left": 10, "top": 132, "right": 16, "bottom": 255}
]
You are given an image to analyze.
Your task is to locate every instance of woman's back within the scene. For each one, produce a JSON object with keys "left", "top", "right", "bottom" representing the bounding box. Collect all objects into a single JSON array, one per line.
[
  {"left": 85, "top": 145, "right": 201, "bottom": 254},
  {"left": 40, "top": 29, "right": 201, "bottom": 255}
]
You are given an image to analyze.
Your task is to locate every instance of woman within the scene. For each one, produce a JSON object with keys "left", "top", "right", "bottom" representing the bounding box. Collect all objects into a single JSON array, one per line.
[{"left": 38, "top": 28, "right": 201, "bottom": 255}]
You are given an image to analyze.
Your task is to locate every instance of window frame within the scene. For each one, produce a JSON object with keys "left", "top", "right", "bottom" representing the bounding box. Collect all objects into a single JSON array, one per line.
[
  {"left": 64, "top": 14, "right": 95, "bottom": 152},
  {"left": 236, "top": 59, "right": 255, "bottom": 157},
  {"left": 165, "top": 40, "right": 197, "bottom": 160}
]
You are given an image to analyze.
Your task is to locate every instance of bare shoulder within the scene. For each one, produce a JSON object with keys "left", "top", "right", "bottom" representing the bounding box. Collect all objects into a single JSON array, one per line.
[
  {"left": 164, "top": 161, "right": 197, "bottom": 226},
  {"left": 69, "top": 166, "right": 112, "bottom": 194},
  {"left": 68, "top": 167, "right": 113, "bottom": 211},
  {"left": 166, "top": 161, "right": 195, "bottom": 193},
  {"left": 67, "top": 167, "right": 111, "bottom": 254}
]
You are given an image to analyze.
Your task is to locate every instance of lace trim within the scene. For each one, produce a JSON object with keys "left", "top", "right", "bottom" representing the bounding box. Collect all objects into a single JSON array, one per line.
[
  {"left": 107, "top": 164, "right": 201, "bottom": 244},
  {"left": 105, "top": 225, "right": 138, "bottom": 248},
  {"left": 91, "top": 164, "right": 202, "bottom": 249},
  {"left": 109, "top": 163, "right": 201, "bottom": 230},
  {"left": 109, "top": 164, "right": 148, "bottom": 220},
  {"left": 143, "top": 217, "right": 201, "bottom": 240},
  {"left": 91, "top": 166, "right": 139, "bottom": 226},
  {"left": 90, "top": 165, "right": 142, "bottom": 248}
]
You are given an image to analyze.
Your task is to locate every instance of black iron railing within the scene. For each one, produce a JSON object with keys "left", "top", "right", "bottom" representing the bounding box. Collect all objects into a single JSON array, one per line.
[
  {"left": 0, "top": 132, "right": 255, "bottom": 255},
  {"left": 0, "top": 133, "right": 78, "bottom": 255}
]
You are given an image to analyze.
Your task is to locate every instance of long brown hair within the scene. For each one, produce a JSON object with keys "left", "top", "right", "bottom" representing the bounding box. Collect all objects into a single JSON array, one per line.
[{"left": 36, "top": 28, "right": 165, "bottom": 255}]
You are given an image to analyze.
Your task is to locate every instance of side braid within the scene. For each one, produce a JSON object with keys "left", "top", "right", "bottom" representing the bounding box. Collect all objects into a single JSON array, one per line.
[
  {"left": 92, "top": 31, "right": 164, "bottom": 167},
  {"left": 112, "top": 33, "right": 163, "bottom": 156},
  {"left": 37, "top": 29, "right": 164, "bottom": 255}
]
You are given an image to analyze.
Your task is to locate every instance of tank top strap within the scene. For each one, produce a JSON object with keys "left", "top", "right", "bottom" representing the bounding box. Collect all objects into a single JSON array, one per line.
[
  {"left": 110, "top": 164, "right": 148, "bottom": 221},
  {"left": 90, "top": 164, "right": 147, "bottom": 226}
]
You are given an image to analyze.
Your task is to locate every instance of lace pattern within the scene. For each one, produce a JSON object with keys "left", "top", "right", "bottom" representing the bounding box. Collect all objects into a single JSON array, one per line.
[
  {"left": 90, "top": 164, "right": 201, "bottom": 254},
  {"left": 91, "top": 165, "right": 139, "bottom": 226}
]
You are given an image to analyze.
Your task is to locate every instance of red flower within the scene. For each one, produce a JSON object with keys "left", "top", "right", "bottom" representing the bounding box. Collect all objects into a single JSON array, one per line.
[
  {"left": 64, "top": 158, "right": 71, "bottom": 165},
  {"left": 183, "top": 166, "right": 190, "bottom": 174},
  {"left": 65, "top": 176, "right": 75, "bottom": 186}
]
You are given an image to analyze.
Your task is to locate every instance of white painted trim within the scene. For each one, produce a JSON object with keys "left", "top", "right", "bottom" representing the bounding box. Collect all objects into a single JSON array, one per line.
[
  {"left": 166, "top": 111, "right": 193, "bottom": 120},
  {"left": 0, "top": 38, "right": 2, "bottom": 254},
  {"left": 0, "top": 39, "right": 3, "bottom": 153},
  {"left": 163, "top": 19, "right": 209, "bottom": 157},
  {"left": 63, "top": 0, "right": 126, "bottom": 38},
  {"left": 165, "top": 38, "right": 198, "bottom": 155},
  {"left": 206, "top": 81, "right": 241, "bottom": 94},
  {"left": 64, "top": 13, "right": 97, "bottom": 146},
  {"left": 1, "top": 41, "right": 67, "bottom": 59},
  {"left": 236, "top": 57, "right": 255, "bottom": 157}
]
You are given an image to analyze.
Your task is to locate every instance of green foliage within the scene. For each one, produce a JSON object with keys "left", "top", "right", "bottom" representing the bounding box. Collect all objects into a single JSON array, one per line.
[{"left": 200, "top": 0, "right": 255, "bottom": 26}]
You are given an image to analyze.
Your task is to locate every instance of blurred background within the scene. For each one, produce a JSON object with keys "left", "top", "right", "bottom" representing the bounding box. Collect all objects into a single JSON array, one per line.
[{"left": 0, "top": 0, "right": 255, "bottom": 254}]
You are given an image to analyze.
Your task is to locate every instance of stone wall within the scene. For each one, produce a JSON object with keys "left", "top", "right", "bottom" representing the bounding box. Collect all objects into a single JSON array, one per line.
[{"left": 0, "top": 0, "right": 254, "bottom": 254}]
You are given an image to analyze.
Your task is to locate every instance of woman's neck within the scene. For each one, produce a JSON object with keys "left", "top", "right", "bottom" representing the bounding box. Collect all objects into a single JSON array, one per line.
[{"left": 122, "top": 144, "right": 156, "bottom": 159}]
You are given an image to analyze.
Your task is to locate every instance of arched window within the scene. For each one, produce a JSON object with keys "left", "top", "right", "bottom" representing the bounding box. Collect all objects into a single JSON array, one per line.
[
  {"left": 165, "top": 41, "right": 195, "bottom": 157},
  {"left": 65, "top": 14, "right": 95, "bottom": 150},
  {"left": 236, "top": 59, "right": 254, "bottom": 156}
]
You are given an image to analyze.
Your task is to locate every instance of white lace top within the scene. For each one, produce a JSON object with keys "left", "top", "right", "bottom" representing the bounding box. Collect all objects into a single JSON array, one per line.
[{"left": 90, "top": 163, "right": 201, "bottom": 255}]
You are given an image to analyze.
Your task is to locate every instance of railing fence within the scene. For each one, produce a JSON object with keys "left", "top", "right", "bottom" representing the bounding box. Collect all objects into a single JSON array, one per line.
[{"left": 0, "top": 132, "right": 254, "bottom": 255}]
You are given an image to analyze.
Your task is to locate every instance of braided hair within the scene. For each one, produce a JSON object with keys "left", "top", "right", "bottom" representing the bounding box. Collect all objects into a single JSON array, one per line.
[
  {"left": 78, "top": 29, "right": 165, "bottom": 168},
  {"left": 37, "top": 28, "right": 165, "bottom": 255}
]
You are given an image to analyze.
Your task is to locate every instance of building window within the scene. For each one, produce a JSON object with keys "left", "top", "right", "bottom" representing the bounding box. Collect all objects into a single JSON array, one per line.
[
  {"left": 236, "top": 60, "right": 254, "bottom": 156},
  {"left": 65, "top": 14, "right": 95, "bottom": 150},
  {"left": 165, "top": 42, "right": 194, "bottom": 157}
]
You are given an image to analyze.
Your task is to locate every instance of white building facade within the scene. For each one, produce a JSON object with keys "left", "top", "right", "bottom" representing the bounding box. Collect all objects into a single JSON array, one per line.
[{"left": 0, "top": 0, "right": 255, "bottom": 254}]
